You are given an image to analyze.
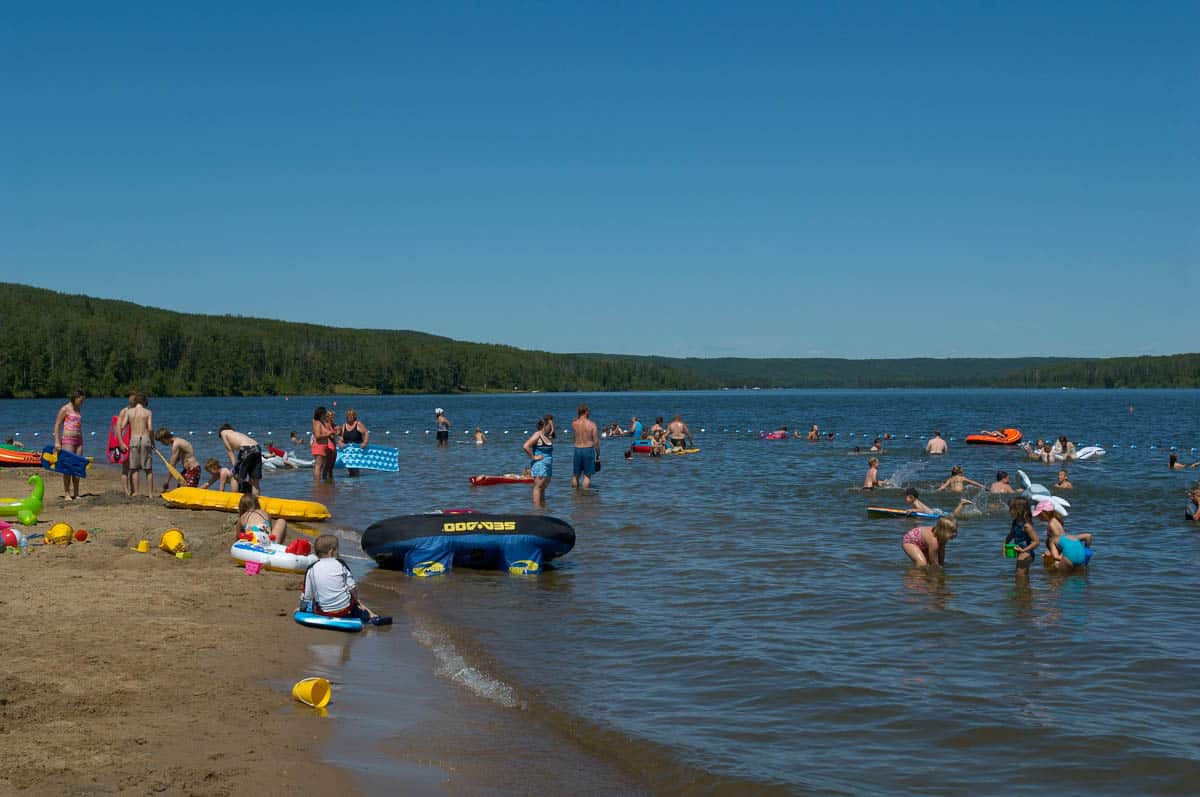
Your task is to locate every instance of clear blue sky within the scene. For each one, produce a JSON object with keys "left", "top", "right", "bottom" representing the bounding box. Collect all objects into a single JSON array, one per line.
[{"left": 4, "top": 1, "right": 1196, "bottom": 358}]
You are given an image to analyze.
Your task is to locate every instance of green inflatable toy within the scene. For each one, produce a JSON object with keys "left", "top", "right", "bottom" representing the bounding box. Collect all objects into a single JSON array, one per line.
[{"left": 0, "top": 474, "right": 44, "bottom": 526}]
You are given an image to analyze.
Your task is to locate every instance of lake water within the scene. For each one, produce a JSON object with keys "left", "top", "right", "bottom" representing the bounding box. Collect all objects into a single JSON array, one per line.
[{"left": 5, "top": 390, "right": 1200, "bottom": 794}]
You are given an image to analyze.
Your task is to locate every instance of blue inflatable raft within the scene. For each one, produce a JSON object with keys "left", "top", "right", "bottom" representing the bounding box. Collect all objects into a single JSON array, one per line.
[{"left": 361, "top": 513, "right": 575, "bottom": 576}]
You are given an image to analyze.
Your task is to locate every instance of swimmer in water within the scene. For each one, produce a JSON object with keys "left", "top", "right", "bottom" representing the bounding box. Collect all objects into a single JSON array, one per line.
[
  {"left": 806, "top": 424, "right": 820, "bottom": 441},
  {"left": 1188, "top": 485, "right": 1200, "bottom": 521},
  {"left": 863, "top": 457, "right": 884, "bottom": 489},
  {"left": 988, "top": 471, "right": 1017, "bottom": 494},
  {"left": 937, "top": 465, "right": 984, "bottom": 493},
  {"left": 1056, "top": 469, "right": 1073, "bottom": 490},
  {"left": 473, "top": 427, "right": 487, "bottom": 445},
  {"left": 1022, "top": 439, "right": 1047, "bottom": 461},
  {"left": 904, "top": 487, "right": 935, "bottom": 514},
  {"left": 1168, "top": 453, "right": 1199, "bottom": 470},
  {"left": 901, "top": 517, "right": 958, "bottom": 567},
  {"left": 1037, "top": 500, "right": 1091, "bottom": 571},
  {"left": 869, "top": 438, "right": 882, "bottom": 452}
]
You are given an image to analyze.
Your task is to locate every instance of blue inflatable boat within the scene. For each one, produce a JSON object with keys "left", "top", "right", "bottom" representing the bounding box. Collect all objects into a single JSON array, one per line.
[{"left": 361, "top": 513, "right": 575, "bottom": 576}]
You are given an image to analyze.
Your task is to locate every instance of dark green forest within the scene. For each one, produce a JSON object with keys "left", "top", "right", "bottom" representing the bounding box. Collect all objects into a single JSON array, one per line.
[
  {"left": 0, "top": 284, "right": 705, "bottom": 397},
  {"left": 1, "top": 284, "right": 1196, "bottom": 397}
]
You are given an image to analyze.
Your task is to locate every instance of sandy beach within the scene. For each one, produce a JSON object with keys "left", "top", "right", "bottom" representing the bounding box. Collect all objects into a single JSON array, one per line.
[{"left": 0, "top": 463, "right": 357, "bottom": 795}]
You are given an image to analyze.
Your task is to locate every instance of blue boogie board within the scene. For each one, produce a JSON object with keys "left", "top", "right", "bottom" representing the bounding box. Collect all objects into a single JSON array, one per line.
[
  {"left": 41, "top": 445, "right": 92, "bottom": 478},
  {"left": 293, "top": 610, "right": 363, "bottom": 632},
  {"left": 335, "top": 445, "right": 399, "bottom": 472}
]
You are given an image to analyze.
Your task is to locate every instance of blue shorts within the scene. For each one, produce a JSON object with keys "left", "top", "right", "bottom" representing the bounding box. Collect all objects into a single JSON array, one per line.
[
  {"left": 573, "top": 447, "right": 596, "bottom": 477},
  {"left": 531, "top": 454, "right": 552, "bottom": 479}
]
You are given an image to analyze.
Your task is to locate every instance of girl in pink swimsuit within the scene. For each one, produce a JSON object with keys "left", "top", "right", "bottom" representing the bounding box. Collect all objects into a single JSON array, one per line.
[
  {"left": 53, "top": 390, "right": 86, "bottom": 500},
  {"left": 901, "top": 517, "right": 958, "bottom": 566}
]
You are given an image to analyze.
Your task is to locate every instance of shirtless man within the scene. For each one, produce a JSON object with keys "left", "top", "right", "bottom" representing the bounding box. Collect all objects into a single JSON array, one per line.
[
  {"left": 571, "top": 404, "right": 601, "bottom": 489},
  {"left": 667, "top": 414, "right": 692, "bottom": 450},
  {"left": 988, "top": 471, "right": 1016, "bottom": 493},
  {"left": 119, "top": 393, "right": 154, "bottom": 496},
  {"left": 806, "top": 424, "right": 820, "bottom": 442},
  {"left": 220, "top": 424, "right": 262, "bottom": 495},
  {"left": 925, "top": 430, "right": 948, "bottom": 455}
]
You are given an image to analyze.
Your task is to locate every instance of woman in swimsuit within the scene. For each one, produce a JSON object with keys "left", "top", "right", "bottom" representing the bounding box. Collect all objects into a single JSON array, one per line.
[
  {"left": 1168, "top": 453, "right": 1199, "bottom": 470},
  {"left": 938, "top": 465, "right": 984, "bottom": 493},
  {"left": 522, "top": 417, "right": 554, "bottom": 507},
  {"left": 236, "top": 493, "right": 287, "bottom": 544},
  {"left": 311, "top": 406, "right": 335, "bottom": 483},
  {"left": 340, "top": 409, "right": 369, "bottom": 477},
  {"left": 901, "top": 517, "right": 958, "bottom": 567},
  {"left": 53, "top": 390, "right": 86, "bottom": 500}
]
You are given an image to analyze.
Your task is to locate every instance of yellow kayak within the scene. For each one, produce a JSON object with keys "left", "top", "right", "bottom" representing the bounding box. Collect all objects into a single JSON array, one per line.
[{"left": 161, "top": 487, "right": 330, "bottom": 521}]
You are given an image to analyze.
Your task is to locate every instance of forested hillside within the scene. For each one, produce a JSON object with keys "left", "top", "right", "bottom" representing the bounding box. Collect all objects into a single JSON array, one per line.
[
  {"left": 0, "top": 284, "right": 706, "bottom": 397},
  {"left": 2, "top": 284, "right": 1195, "bottom": 397}
]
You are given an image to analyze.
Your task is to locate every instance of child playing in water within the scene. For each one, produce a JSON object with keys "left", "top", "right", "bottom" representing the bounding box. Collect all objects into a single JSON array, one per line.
[
  {"left": 1056, "top": 469, "right": 1073, "bottom": 489},
  {"left": 1004, "top": 496, "right": 1039, "bottom": 571},
  {"left": 236, "top": 493, "right": 287, "bottom": 544},
  {"left": 904, "top": 488, "right": 936, "bottom": 514},
  {"left": 863, "top": 458, "right": 884, "bottom": 489},
  {"left": 300, "top": 534, "right": 389, "bottom": 624},
  {"left": 937, "top": 465, "right": 984, "bottom": 492},
  {"left": 202, "top": 458, "right": 234, "bottom": 491},
  {"left": 1035, "top": 500, "right": 1090, "bottom": 570},
  {"left": 901, "top": 517, "right": 958, "bottom": 567}
]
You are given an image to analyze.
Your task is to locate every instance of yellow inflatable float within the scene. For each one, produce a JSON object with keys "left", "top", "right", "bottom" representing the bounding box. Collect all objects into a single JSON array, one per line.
[{"left": 161, "top": 488, "right": 330, "bottom": 521}]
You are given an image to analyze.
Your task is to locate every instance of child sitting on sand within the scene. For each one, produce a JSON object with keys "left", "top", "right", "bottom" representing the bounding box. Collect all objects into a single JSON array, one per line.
[
  {"left": 1035, "top": 500, "right": 1091, "bottom": 570},
  {"left": 202, "top": 458, "right": 234, "bottom": 491},
  {"left": 901, "top": 517, "right": 958, "bottom": 567},
  {"left": 236, "top": 493, "right": 287, "bottom": 545},
  {"left": 300, "top": 534, "right": 389, "bottom": 624}
]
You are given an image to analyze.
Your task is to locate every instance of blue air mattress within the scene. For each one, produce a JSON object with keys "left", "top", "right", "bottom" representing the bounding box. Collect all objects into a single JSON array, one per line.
[
  {"left": 335, "top": 444, "right": 399, "bottom": 472},
  {"left": 361, "top": 513, "right": 575, "bottom": 576}
]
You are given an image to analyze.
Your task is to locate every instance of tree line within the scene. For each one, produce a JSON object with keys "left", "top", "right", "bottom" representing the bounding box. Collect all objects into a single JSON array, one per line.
[{"left": 2, "top": 284, "right": 1196, "bottom": 397}]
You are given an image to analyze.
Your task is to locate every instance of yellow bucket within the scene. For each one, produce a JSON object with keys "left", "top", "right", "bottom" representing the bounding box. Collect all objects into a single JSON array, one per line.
[
  {"left": 133, "top": 539, "right": 150, "bottom": 553},
  {"left": 291, "top": 677, "right": 331, "bottom": 708},
  {"left": 159, "top": 529, "right": 187, "bottom": 553},
  {"left": 46, "top": 523, "right": 73, "bottom": 545}
]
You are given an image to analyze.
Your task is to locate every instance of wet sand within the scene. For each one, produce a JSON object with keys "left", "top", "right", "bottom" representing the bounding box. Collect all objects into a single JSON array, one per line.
[{"left": 0, "top": 464, "right": 357, "bottom": 795}]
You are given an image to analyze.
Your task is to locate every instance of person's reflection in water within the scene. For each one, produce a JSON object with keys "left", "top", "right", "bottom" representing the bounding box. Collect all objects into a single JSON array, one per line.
[{"left": 902, "top": 566, "right": 952, "bottom": 610}]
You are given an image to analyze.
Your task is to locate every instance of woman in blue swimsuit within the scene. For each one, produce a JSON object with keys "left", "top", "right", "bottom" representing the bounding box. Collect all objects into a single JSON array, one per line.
[{"left": 522, "top": 417, "right": 554, "bottom": 507}]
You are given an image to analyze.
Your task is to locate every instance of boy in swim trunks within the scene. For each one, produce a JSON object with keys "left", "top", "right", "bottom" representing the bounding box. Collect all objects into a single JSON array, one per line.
[
  {"left": 156, "top": 428, "right": 201, "bottom": 488},
  {"left": 220, "top": 424, "right": 262, "bottom": 495},
  {"left": 119, "top": 393, "right": 155, "bottom": 496}
]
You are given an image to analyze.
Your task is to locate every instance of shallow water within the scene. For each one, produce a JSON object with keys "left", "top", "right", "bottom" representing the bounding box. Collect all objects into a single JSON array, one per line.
[{"left": 5, "top": 390, "right": 1199, "bottom": 794}]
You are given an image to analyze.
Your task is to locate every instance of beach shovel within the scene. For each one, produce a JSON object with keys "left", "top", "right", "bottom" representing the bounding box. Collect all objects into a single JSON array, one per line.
[{"left": 153, "top": 448, "right": 188, "bottom": 487}]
